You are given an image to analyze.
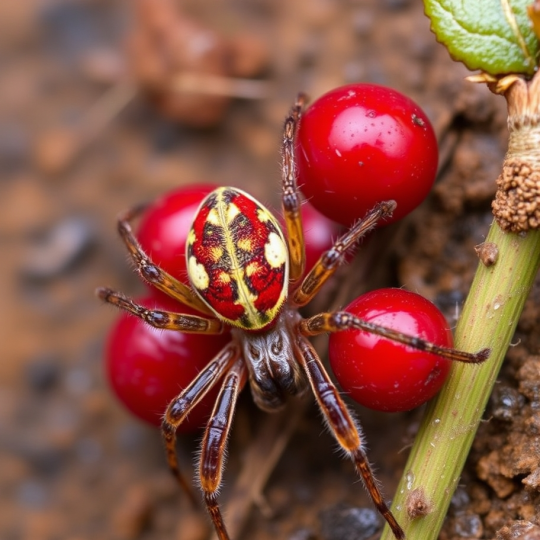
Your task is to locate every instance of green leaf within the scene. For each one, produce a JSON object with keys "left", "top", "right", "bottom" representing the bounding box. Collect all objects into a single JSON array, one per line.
[{"left": 424, "top": 0, "right": 539, "bottom": 75}]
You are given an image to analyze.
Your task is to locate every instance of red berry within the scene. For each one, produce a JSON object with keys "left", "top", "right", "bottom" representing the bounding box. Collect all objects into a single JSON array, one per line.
[
  {"left": 329, "top": 288, "right": 452, "bottom": 412},
  {"left": 106, "top": 295, "right": 230, "bottom": 430},
  {"left": 297, "top": 83, "right": 438, "bottom": 226},
  {"left": 137, "top": 184, "right": 217, "bottom": 286},
  {"left": 300, "top": 202, "right": 341, "bottom": 273}
]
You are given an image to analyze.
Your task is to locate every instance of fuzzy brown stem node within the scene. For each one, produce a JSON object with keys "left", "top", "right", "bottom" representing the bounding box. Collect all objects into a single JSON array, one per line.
[
  {"left": 492, "top": 158, "right": 540, "bottom": 232},
  {"left": 491, "top": 71, "right": 540, "bottom": 232}
]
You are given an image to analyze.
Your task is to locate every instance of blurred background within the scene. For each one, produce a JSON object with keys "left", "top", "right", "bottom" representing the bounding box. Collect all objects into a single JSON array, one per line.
[{"left": 1, "top": 1, "right": 522, "bottom": 539}]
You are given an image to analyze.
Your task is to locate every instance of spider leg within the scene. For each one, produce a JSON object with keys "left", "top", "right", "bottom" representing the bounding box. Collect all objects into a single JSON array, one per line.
[
  {"left": 300, "top": 311, "right": 490, "bottom": 363},
  {"left": 116, "top": 205, "right": 214, "bottom": 315},
  {"left": 292, "top": 200, "right": 396, "bottom": 307},
  {"left": 96, "top": 287, "right": 225, "bottom": 334},
  {"left": 281, "top": 93, "right": 307, "bottom": 282},
  {"left": 294, "top": 335, "right": 405, "bottom": 540},
  {"left": 199, "top": 358, "right": 248, "bottom": 540},
  {"left": 161, "top": 342, "right": 241, "bottom": 505}
]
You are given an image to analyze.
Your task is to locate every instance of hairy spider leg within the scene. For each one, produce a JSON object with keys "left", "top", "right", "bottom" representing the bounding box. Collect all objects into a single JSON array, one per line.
[
  {"left": 116, "top": 204, "right": 214, "bottom": 315},
  {"left": 199, "top": 358, "right": 248, "bottom": 540},
  {"left": 295, "top": 334, "right": 406, "bottom": 539},
  {"left": 96, "top": 288, "right": 224, "bottom": 333},
  {"left": 281, "top": 93, "right": 307, "bottom": 282},
  {"left": 293, "top": 200, "right": 396, "bottom": 307},
  {"left": 161, "top": 343, "right": 241, "bottom": 506},
  {"left": 300, "top": 311, "right": 490, "bottom": 363}
]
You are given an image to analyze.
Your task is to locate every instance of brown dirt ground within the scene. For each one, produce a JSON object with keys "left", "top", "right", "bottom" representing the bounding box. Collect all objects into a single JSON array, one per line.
[{"left": 2, "top": 1, "right": 540, "bottom": 539}]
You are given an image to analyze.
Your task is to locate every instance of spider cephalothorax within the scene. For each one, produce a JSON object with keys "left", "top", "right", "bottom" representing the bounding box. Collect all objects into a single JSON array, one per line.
[{"left": 97, "top": 95, "right": 489, "bottom": 540}]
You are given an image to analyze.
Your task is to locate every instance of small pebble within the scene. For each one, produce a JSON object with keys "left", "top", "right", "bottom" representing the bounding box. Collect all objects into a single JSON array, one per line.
[
  {"left": 319, "top": 504, "right": 381, "bottom": 540},
  {"left": 491, "top": 385, "right": 525, "bottom": 421},
  {"left": 450, "top": 487, "right": 471, "bottom": 511},
  {"left": 496, "top": 520, "right": 540, "bottom": 540},
  {"left": 451, "top": 511, "right": 483, "bottom": 538}
]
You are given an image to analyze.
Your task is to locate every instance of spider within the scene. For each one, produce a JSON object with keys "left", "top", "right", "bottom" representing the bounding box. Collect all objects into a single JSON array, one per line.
[{"left": 97, "top": 95, "right": 490, "bottom": 540}]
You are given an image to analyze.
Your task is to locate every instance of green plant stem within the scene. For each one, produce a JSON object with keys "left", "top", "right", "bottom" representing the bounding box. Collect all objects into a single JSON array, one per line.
[{"left": 380, "top": 223, "right": 540, "bottom": 540}]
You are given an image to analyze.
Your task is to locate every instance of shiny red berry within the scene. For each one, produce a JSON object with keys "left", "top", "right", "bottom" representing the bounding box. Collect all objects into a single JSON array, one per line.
[
  {"left": 137, "top": 184, "right": 217, "bottom": 286},
  {"left": 300, "top": 202, "right": 341, "bottom": 273},
  {"left": 106, "top": 295, "right": 230, "bottom": 430},
  {"left": 297, "top": 83, "right": 438, "bottom": 226},
  {"left": 329, "top": 288, "right": 452, "bottom": 412}
]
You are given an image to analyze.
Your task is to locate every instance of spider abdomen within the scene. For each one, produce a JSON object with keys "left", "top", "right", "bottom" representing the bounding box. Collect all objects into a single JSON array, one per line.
[{"left": 187, "top": 187, "right": 289, "bottom": 330}]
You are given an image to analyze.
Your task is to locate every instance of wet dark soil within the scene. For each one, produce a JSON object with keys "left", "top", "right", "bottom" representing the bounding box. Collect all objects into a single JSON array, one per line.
[{"left": 2, "top": 1, "right": 540, "bottom": 539}]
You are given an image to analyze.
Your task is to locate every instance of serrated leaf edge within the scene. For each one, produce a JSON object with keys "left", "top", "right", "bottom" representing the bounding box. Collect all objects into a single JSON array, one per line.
[{"left": 424, "top": 0, "right": 538, "bottom": 76}]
